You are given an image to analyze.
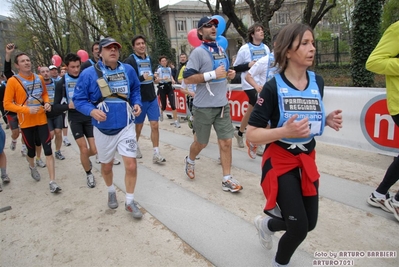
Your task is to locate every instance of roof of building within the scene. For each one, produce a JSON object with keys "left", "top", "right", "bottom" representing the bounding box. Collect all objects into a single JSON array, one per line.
[{"left": 161, "top": 0, "right": 210, "bottom": 12}]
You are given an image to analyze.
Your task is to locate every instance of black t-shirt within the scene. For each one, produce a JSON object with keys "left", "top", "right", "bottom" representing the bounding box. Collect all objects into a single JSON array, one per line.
[
  {"left": 123, "top": 54, "right": 157, "bottom": 102},
  {"left": 80, "top": 58, "right": 96, "bottom": 72},
  {"left": 248, "top": 71, "right": 324, "bottom": 155},
  {"left": 53, "top": 75, "right": 91, "bottom": 122}
]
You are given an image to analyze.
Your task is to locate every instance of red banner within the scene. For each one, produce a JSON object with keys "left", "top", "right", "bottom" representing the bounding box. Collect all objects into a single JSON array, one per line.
[{"left": 159, "top": 87, "right": 249, "bottom": 124}]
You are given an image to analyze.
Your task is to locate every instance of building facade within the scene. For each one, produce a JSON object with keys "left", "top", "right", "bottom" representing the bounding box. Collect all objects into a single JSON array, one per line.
[
  {"left": 160, "top": 0, "right": 308, "bottom": 63},
  {"left": 0, "top": 15, "right": 16, "bottom": 73}
]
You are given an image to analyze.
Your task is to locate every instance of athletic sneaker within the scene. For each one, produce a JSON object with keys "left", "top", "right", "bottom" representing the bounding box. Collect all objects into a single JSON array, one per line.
[
  {"left": 86, "top": 173, "right": 96, "bottom": 188},
  {"left": 36, "top": 158, "right": 46, "bottom": 168},
  {"left": 108, "top": 191, "right": 118, "bottom": 209},
  {"left": 1, "top": 174, "right": 10, "bottom": 183},
  {"left": 30, "top": 166, "right": 41, "bottom": 181},
  {"left": 49, "top": 181, "right": 62, "bottom": 193},
  {"left": 55, "top": 151, "right": 65, "bottom": 160},
  {"left": 184, "top": 156, "right": 195, "bottom": 179},
  {"left": 173, "top": 121, "right": 181, "bottom": 128},
  {"left": 234, "top": 130, "right": 244, "bottom": 148},
  {"left": 385, "top": 198, "right": 399, "bottom": 222},
  {"left": 187, "top": 116, "right": 194, "bottom": 129},
  {"left": 21, "top": 147, "right": 27, "bottom": 156},
  {"left": 254, "top": 215, "right": 274, "bottom": 250},
  {"left": 222, "top": 176, "right": 243, "bottom": 192},
  {"left": 160, "top": 112, "right": 164, "bottom": 122},
  {"left": 125, "top": 201, "right": 143, "bottom": 219},
  {"left": 367, "top": 192, "right": 392, "bottom": 213},
  {"left": 63, "top": 138, "right": 71, "bottom": 146},
  {"left": 153, "top": 153, "right": 166, "bottom": 164},
  {"left": 10, "top": 140, "right": 16, "bottom": 151},
  {"left": 256, "top": 145, "right": 264, "bottom": 157},
  {"left": 136, "top": 146, "right": 142, "bottom": 159},
  {"left": 113, "top": 158, "right": 121, "bottom": 165},
  {"left": 246, "top": 140, "right": 257, "bottom": 159}
]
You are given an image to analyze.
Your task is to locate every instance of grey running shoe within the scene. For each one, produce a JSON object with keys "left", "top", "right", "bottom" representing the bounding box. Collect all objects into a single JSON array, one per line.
[
  {"left": 160, "top": 112, "right": 164, "bottom": 122},
  {"left": 108, "top": 191, "right": 118, "bottom": 209},
  {"left": 153, "top": 153, "right": 166, "bottom": 164},
  {"left": 86, "top": 173, "right": 96, "bottom": 188},
  {"left": 21, "top": 147, "right": 27, "bottom": 156},
  {"left": 55, "top": 151, "right": 65, "bottom": 160},
  {"left": 385, "top": 198, "right": 399, "bottom": 222},
  {"left": 36, "top": 158, "right": 46, "bottom": 168},
  {"left": 10, "top": 141, "right": 16, "bottom": 151},
  {"left": 113, "top": 158, "right": 121, "bottom": 165},
  {"left": 1, "top": 174, "right": 10, "bottom": 183},
  {"left": 222, "top": 176, "right": 243, "bottom": 192},
  {"left": 173, "top": 121, "right": 181, "bottom": 128},
  {"left": 256, "top": 145, "right": 264, "bottom": 156},
  {"left": 367, "top": 193, "right": 392, "bottom": 213},
  {"left": 63, "top": 138, "right": 71, "bottom": 146},
  {"left": 49, "top": 181, "right": 62, "bottom": 193},
  {"left": 30, "top": 166, "right": 41, "bottom": 181},
  {"left": 136, "top": 146, "right": 142, "bottom": 159},
  {"left": 184, "top": 156, "right": 195, "bottom": 179},
  {"left": 234, "top": 130, "right": 244, "bottom": 148},
  {"left": 187, "top": 116, "right": 194, "bottom": 129},
  {"left": 246, "top": 140, "right": 257, "bottom": 159},
  {"left": 254, "top": 215, "right": 274, "bottom": 250},
  {"left": 125, "top": 200, "right": 143, "bottom": 219}
]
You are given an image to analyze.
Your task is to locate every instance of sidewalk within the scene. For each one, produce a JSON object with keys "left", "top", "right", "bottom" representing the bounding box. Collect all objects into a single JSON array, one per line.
[{"left": 1, "top": 121, "right": 398, "bottom": 267}]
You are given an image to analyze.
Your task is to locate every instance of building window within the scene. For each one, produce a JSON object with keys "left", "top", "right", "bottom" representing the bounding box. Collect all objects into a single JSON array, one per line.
[
  {"left": 176, "top": 20, "right": 186, "bottom": 32},
  {"left": 276, "top": 12, "right": 288, "bottom": 25},
  {"left": 192, "top": 20, "right": 199, "bottom": 29},
  {"left": 181, "top": 45, "right": 186, "bottom": 54}
]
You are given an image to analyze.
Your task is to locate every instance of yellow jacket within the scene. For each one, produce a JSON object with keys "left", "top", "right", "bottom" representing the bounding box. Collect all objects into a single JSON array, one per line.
[{"left": 366, "top": 21, "right": 399, "bottom": 116}]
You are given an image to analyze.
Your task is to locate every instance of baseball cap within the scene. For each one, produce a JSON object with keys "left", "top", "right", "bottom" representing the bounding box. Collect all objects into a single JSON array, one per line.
[
  {"left": 49, "top": 65, "right": 57, "bottom": 70},
  {"left": 99, "top": 37, "right": 122, "bottom": 51},
  {"left": 197, "top": 16, "right": 219, "bottom": 29}
]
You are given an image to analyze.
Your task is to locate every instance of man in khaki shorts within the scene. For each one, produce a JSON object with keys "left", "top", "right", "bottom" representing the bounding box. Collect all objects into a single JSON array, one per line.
[{"left": 183, "top": 16, "right": 242, "bottom": 193}]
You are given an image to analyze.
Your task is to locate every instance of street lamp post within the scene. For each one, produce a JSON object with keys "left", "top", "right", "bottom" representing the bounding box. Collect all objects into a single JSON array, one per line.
[{"left": 62, "top": 31, "right": 71, "bottom": 54}]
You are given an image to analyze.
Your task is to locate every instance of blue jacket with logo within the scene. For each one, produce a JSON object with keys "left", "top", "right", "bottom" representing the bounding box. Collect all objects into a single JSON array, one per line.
[{"left": 73, "top": 60, "right": 142, "bottom": 131}]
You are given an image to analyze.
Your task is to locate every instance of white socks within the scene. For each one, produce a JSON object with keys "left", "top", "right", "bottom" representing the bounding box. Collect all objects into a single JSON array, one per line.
[
  {"left": 108, "top": 184, "right": 115, "bottom": 193},
  {"left": 125, "top": 193, "right": 134, "bottom": 204}
]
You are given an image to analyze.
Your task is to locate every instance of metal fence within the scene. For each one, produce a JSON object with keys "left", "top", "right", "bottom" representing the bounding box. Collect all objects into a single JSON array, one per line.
[{"left": 315, "top": 37, "right": 351, "bottom": 66}]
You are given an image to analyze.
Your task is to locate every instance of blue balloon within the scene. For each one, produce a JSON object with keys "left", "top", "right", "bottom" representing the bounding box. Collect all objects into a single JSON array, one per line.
[
  {"left": 216, "top": 35, "right": 228, "bottom": 51},
  {"left": 212, "top": 15, "right": 226, "bottom": 36}
]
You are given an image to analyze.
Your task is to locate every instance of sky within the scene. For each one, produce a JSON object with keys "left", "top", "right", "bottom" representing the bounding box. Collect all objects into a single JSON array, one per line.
[{"left": 0, "top": 0, "right": 183, "bottom": 17}]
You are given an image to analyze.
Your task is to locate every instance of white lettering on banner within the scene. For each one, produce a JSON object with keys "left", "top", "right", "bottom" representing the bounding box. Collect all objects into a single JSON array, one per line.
[
  {"left": 166, "top": 94, "right": 185, "bottom": 110},
  {"left": 374, "top": 114, "right": 395, "bottom": 140},
  {"left": 229, "top": 100, "right": 248, "bottom": 117}
]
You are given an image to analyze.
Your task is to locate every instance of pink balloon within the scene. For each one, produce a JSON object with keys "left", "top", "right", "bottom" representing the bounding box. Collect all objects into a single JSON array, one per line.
[
  {"left": 52, "top": 55, "right": 62, "bottom": 67},
  {"left": 77, "top": 50, "right": 89, "bottom": 62},
  {"left": 187, "top": 29, "right": 202, "bottom": 47}
]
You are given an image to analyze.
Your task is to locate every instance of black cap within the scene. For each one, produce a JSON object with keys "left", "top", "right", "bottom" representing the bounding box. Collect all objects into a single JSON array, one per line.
[
  {"left": 99, "top": 37, "right": 122, "bottom": 51},
  {"left": 197, "top": 16, "right": 219, "bottom": 29}
]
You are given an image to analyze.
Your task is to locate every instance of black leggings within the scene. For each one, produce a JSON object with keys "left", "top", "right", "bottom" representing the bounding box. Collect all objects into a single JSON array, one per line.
[
  {"left": 376, "top": 114, "right": 399, "bottom": 199},
  {"left": 21, "top": 124, "right": 52, "bottom": 158},
  {"left": 159, "top": 83, "right": 176, "bottom": 111},
  {"left": 267, "top": 168, "right": 319, "bottom": 265}
]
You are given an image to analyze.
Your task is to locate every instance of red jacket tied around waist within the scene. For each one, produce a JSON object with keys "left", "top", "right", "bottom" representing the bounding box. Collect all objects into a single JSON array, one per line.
[{"left": 261, "top": 142, "right": 320, "bottom": 211}]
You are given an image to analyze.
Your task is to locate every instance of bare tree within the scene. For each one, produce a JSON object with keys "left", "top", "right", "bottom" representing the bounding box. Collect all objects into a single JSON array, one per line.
[
  {"left": 302, "top": 0, "right": 337, "bottom": 28},
  {"left": 144, "top": 0, "right": 173, "bottom": 62}
]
